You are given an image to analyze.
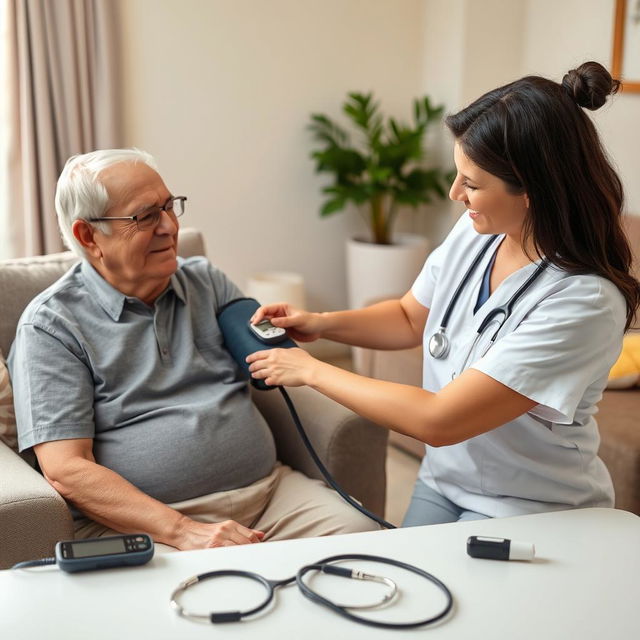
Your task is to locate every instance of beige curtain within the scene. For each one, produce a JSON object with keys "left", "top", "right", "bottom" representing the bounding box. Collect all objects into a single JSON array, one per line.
[{"left": 5, "top": 0, "right": 120, "bottom": 257}]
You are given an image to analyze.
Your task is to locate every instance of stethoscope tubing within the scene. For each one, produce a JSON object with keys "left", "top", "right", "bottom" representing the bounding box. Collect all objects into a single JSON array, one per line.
[
  {"left": 170, "top": 569, "right": 289, "bottom": 622},
  {"left": 429, "top": 235, "right": 498, "bottom": 359},
  {"left": 296, "top": 553, "right": 454, "bottom": 630},
  {"left": 170, "top": 553, "right": 454, "bottom": 629},
  {"left": 430, "top": 234, "right": 548, "bottom": 360},
  {"left": 475, "top": 258, "right": 548, "bottom": 339},
  {"left": 440, "top": 235, "right": 498, "bottom": 330}
]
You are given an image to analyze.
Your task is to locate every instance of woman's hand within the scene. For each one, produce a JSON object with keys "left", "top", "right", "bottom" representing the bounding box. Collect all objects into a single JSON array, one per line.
[
  {"left": 250, "top": 303, "right": 323, "bottom": 343},
  {"left": 246, "top": 347, "right": 320, "bottom": 387}
]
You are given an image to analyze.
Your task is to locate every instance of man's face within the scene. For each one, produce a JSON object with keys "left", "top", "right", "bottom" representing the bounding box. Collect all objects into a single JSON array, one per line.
[{"left": 88, "top": 162, "right": 179, "bottom": 304}]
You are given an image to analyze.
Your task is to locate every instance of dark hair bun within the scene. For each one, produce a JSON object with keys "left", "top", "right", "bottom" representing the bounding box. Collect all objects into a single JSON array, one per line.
[{"left": 562, "top": 61, "right": 620, "bottom": 110}]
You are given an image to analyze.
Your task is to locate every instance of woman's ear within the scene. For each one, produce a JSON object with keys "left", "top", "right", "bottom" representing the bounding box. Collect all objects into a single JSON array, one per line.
[
  {"left": 524, "top": 193, "right": 531, "bottom": 209},
  {"left": 72, "top": 220, "right": 101, "bottom": 258}
]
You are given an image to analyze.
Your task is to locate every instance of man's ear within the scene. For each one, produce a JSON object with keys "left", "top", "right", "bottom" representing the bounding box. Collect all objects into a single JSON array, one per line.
[{"left": 72, "top": 220, "right": 101, "bottom": 258}]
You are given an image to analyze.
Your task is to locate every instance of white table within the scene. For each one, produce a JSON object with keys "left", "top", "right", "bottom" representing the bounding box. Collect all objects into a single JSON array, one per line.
[{"left": 1, "top": 508, "right": 638, "bottom": 639}]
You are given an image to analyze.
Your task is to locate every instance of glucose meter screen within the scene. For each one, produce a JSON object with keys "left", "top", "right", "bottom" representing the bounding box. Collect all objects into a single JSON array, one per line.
[
  {"left": 257, "top": 320, "right": 273, "bottom": 330},
  {"left": 71, "top": 538, "right": 126, "bottom": 558}
]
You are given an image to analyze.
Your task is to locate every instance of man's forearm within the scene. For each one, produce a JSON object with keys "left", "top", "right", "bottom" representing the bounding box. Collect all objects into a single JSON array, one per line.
[{"left": 47, "top": 457, "right": 185, "bottom": 546}]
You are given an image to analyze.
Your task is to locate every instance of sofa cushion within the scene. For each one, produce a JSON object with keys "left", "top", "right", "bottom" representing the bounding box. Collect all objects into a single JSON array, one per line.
[
  {"left": 607, "top": 333, "right": 640, "bottom": 389},
  {"left": 0, "top": 253, "right": 78, "bottom": 357},
  {"left": 0, "top": 353, "right": 17, "bottom": 451}
]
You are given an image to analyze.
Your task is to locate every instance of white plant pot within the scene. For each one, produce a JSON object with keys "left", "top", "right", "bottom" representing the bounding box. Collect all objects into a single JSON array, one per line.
[
  {"left": 346, "top": 233, "right": 430, "bottom": 309},
  {"left": 346, "top": 233, "right": 430, "bottom": 373}
]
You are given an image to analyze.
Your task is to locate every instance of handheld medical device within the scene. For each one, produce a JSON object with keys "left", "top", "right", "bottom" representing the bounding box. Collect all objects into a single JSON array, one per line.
[
  {"left": 55, "top": 534, "right": 154, "bottom": 573},
  {"left": 248, "top": 317, "right": 287, "bottom": 344},
  {"left": 216, "top": 297, "right": 395, "bottom": 529},
  {"left": 12, "top": 534, "right": 154, "bottom": 572},
  {"left": 218, "top": 297, "right": 297, "bottom": 391},
  {"left": 466, "top": 535, "right": 535, "bottom": 561}
]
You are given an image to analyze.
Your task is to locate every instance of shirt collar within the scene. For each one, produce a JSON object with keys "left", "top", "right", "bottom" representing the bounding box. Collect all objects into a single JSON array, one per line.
[
  {"left": 80, "top": 260, "right": 186, "bottom": 321},
  {"left": 170, "top": 261, "right": 187, "bottom": 304}
]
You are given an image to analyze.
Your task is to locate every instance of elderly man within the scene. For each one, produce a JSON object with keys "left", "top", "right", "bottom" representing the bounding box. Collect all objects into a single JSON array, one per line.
[{"left": 8, "top": 149, "right": 376, "bottom": 550}]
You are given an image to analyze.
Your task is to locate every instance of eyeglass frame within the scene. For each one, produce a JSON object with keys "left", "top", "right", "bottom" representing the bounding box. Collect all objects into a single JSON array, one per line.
[{"left": 85, "top": 195, "right": 187, "bottom": 230}]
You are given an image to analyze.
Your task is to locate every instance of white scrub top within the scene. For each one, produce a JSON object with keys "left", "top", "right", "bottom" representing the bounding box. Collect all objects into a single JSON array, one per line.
[{"left": 411, "top": 212, "right": 624, "bottom": 518}]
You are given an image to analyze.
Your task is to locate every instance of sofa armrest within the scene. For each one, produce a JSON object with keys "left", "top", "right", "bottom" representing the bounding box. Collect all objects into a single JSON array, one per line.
[
  {"left": 251, "top": 386, "right": 388, "bottom": 516},
  {"left": 596, "top": 390, "right": 640, "bottom": 515},
  {"left": 0, "top": 442, "right": 74, "bottom": 569}
]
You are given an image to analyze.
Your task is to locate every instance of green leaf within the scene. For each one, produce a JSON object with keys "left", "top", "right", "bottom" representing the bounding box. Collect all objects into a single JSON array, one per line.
[
  {"left": 395, "top": 168, "right": 448, "bottom": 202},
  {"left": 308, "top": 113, "right": 350, "bottom": 147},
  {"left": 343, "top": 92, "right": 379, "bottom": 133},
  {"left": 320, "top": 197, "right": 347, "bottom": 216},
  {"left": 308, "top": 91, "right": 449, "bottom": 229},
  {"left": 377, "top": 133, "right": 423, "bottom": 172},
  {"left": 413, "top": 98, "right": 421, "bottom": 124},
  {"left": 389, "top": 117, "right": 401, "bottom": 142},
  {"left": 312, "top": 148, "right": 367, "bottom": 177}
]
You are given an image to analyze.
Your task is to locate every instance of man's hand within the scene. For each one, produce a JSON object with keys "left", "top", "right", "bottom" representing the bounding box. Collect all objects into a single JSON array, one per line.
[{"left": 174, "top": 516, "right": 264, "bottom": 549}]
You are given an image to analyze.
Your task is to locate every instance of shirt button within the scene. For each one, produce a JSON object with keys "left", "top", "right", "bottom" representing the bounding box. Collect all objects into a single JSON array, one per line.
[{"left": 162, "top": 348, "right": 168, "bottom": 355}]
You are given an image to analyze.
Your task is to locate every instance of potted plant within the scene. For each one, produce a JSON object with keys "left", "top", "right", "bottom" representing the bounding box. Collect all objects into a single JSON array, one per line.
[
  {"left": 308, "top": 91, "right": 448, "bottom": 246},
  {"left": 308, "top": 92, "right": 450, "bottom": 372}
]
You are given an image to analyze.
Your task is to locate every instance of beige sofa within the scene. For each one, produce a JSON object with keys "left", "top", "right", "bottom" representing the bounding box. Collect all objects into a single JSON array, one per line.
[{"left": 0, "top": 228, "right": 388, "bottom": 569}]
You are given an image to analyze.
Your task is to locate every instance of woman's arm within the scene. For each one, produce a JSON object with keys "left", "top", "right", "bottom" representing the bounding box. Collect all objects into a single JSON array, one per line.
[
  {"left": 246, "top": 351, "right": 536, "bottom": 446},
  {"left": 252, "top": 291, "right": 428, "bottom": 350}
]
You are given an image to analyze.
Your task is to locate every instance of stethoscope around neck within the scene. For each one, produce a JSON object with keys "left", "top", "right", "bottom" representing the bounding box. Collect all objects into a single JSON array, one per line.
[{"left": 429, "top": 235, "right": 548, "bottom": 363}]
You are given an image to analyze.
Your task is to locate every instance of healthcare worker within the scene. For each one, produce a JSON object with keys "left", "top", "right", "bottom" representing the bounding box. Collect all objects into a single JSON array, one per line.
[{"left": 247, "top": 61, "right": 640, "bottom": 526}]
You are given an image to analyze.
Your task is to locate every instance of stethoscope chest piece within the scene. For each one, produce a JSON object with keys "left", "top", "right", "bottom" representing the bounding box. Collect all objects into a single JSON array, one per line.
[
  {"left": 428, "top": 329, "right": 450, "bottom": 359},
  {"left": 428, "top": 234, "right": 548, "bottom": 366}
]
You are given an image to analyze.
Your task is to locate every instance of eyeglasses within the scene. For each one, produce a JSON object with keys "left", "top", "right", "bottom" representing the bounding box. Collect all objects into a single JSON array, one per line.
[{"left": 87, "top": 196, "right": 187, "bottom": 231}]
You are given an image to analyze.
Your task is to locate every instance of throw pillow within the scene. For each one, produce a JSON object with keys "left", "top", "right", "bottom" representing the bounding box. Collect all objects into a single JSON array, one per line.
[
  {"left": 607, "top": 333, "right": 640, "bottom": 389},
  {"left": 0, "top": 352, "right": 17, "bottom": 451}
]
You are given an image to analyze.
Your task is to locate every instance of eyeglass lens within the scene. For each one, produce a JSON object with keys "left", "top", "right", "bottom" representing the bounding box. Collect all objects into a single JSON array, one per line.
[{"left": 137, "top": 197, "right": 185, "bottom": 230}]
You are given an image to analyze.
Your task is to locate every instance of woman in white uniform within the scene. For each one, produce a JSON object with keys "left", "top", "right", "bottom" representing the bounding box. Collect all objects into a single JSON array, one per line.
[{"left": 247, "top": 61, "right": 640, "bottom": 525}]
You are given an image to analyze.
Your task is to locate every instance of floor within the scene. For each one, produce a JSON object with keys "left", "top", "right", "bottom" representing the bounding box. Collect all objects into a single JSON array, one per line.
[{"left": 384, "top": 444, "right": 420, "bottom": 525}]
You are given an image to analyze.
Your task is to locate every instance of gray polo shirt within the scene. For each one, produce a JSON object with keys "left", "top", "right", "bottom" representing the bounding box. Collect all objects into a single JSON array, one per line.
[{"left": 8, "top": 257, "right": 276, "bottom": 504}]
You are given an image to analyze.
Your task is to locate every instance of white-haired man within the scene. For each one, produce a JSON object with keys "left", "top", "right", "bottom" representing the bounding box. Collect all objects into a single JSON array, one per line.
[{"left": 8, "top": 149, "right": 376, "bottom": 550}]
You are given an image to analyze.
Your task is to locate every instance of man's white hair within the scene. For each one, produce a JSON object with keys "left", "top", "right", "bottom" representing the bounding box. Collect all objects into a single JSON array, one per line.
[{"left": 55, "top": 148, "right": 158, "bottom": 257}]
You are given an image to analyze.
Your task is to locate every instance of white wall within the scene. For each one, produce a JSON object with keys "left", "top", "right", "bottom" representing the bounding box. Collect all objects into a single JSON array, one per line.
[
  {"left": 421, "top": 0, "right": 528, "bottom": 241},
  {"left": 116, "top": 0, "right": 640, "bottom": 322},
  {"left": 116, "top": 0, "right": 434, "bottom": 318},
  {"left": 423, "top": 0, "right": 640, "bottom": 218},
  {"left": 521, "top": 0, "right": 640, "bottom": 215}
]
